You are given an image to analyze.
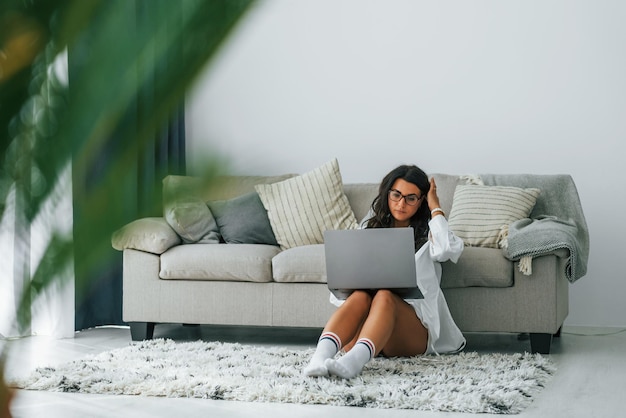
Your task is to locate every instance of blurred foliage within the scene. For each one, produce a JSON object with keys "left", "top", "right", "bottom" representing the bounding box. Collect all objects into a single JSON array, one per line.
[{"left": 1, "top": 0, "right": 253, "bottom": 351}]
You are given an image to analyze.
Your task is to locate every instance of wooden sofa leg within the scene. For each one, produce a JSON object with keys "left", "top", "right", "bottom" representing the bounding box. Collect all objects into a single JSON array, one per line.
[
  {"left": 130, "top": 322, "right": 155, "bottom": 341},
  {"left": 530, "top": 333, "right": 552, "bottom": 354}
]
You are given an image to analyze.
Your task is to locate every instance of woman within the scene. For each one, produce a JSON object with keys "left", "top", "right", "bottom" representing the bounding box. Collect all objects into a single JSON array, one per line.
[{"left": 304, "top": 164, "right": 466, "bottom": 379}]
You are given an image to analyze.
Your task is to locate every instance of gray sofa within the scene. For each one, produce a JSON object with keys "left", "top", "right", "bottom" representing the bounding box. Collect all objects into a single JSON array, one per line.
[{"left": 112, "top": 171, "right": 589, "bottom": 355}]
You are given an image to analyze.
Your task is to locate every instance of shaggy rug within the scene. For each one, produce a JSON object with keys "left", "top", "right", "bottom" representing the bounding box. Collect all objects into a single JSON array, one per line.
[{"left": 12, "top": 339, "right": 555, "bottom": 414}]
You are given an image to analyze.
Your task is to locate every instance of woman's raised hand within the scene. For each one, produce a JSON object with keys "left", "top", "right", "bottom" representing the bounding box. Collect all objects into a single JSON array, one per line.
[{"left": 427, "top": 178, "right": 443, "bottom": 216}]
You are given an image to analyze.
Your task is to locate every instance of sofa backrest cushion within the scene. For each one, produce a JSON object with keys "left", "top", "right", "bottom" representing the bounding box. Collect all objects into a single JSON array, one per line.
[
  {"left": 343, "top": 173, "right": 464, "bottom": 224},
  {"left": 430, "top": 173, "right": 468, "bottom": 216},
  {"left": 343, "top": 183, "right": 378, "bottom": 223},
  {"left": 163, "top": 174, "right": 297, "bottom": 202}
]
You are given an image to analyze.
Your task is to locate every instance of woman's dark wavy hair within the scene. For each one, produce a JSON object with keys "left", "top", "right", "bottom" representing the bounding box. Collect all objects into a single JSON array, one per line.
[{"left": 366, "top": 164, "right": 431, "bottom": 250}]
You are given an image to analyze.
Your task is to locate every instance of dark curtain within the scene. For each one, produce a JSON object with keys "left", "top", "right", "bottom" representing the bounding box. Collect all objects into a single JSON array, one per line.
[{"left": 70, "top": 0, "right": 186, "bottom": 330}]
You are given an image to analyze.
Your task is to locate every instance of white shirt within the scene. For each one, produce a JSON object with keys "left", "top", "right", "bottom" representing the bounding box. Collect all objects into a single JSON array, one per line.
[{"left": 329, "top": 215, "right": 466, "bottom": 355}]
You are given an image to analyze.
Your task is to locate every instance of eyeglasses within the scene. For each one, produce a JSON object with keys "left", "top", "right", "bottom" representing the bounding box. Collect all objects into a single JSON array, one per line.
[{"left": 388, "top": 189, "right": 423, "bottom": 206}]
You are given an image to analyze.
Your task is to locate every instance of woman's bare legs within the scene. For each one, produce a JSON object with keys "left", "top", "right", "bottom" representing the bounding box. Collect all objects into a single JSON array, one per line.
[
  {"left": 323, "top": 291, "right": 373, "bottom": 343},
  {"left": 364, "top": 290, "right": 428, "bottom": 357},
  {"left": 325, "top": 290, "right": 428, "bottom": 378},
  {"left": 303, "top": 291, "right": 373, "bottom": 376}
]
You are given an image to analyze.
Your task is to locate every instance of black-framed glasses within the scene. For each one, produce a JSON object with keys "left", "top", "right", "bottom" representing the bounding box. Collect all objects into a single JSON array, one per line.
[{"left": 388, "top": 189, "right": 423, "bottom": 206}]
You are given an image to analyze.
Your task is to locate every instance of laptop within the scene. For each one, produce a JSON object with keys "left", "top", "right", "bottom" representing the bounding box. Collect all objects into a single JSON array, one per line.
[{"left": 323, "top": 228, "right": 423, "bottom": 300}]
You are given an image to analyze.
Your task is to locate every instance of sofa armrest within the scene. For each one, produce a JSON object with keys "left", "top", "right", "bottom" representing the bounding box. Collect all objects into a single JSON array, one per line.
[{"left": 112, "top": 217, "right": 181, "bottom": 254}]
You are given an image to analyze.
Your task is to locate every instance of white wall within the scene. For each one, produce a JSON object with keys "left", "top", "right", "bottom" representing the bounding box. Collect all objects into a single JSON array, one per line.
[{"left": 186, "top": 0, "right": 626, "bottom": 327}]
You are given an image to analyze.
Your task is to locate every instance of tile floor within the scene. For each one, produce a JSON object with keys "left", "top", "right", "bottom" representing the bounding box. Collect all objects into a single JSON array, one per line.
[{"left": 3, "top": 324, "right": 625, "bottom": 418}]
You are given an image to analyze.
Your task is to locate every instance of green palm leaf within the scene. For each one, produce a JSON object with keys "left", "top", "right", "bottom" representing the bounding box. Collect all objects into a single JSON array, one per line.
[{"left": 1, "top": 0, "right": 254, "bottom": 397}]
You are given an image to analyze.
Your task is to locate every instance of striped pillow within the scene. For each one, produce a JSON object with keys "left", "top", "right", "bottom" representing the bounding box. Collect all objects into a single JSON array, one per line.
[
  {"left": 255, "top": 158, "right": 358, "bottom": 250},
  {"left": 448, "top": 185, "right": 540, "bottom": 248}
]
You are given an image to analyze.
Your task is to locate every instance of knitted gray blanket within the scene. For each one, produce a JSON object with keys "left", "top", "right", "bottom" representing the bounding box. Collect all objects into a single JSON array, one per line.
[{"left": 480, "top": 174, "right": 589, "bottom": 283}]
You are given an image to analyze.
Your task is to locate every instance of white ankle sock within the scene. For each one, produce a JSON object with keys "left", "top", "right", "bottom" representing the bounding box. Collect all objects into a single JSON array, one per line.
[
  {"left": 304, "top": 332, "right": 342, "bottom": 377},
  {"left": 325, "top": 338, "right": 375, "bottom": 379}
]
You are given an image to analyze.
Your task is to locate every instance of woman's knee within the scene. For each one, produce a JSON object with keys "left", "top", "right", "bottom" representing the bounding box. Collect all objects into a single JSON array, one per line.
[
  {"left": 346, "top": 290, "right": 373, "bottom": 310},
  {"left": 372, "top": 289, "right": 400, "bottom": 309}
]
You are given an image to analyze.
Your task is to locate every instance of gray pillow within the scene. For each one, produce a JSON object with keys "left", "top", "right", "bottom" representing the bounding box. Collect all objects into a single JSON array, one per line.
[{"left": 208, "top": 192, "right": 278, "bottom": 245}]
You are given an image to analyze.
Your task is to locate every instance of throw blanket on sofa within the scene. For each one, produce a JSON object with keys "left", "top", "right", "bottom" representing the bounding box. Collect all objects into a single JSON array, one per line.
[{"left": 480, "top": 174, "right": 589, "bottom": 283}]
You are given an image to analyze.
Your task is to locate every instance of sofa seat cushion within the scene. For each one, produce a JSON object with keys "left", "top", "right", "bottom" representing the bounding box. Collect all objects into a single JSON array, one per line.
[
  {"left": 159, "top": 244, "right": 280, "bottom": 282},
  {"left": 441, "top": 246, "right": 513, "bottom": 289},
  {"left": 272, "top": 244, "right": 327, "bottom": 283}
]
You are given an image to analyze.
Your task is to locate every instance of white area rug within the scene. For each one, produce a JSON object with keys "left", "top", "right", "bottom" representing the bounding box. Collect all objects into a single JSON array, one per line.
[{"left": 12, "top": 339, "right": 555, "bottom": 414}]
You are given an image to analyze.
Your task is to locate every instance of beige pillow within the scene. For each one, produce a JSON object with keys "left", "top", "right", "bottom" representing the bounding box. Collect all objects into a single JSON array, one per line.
[
  {"left": 448, "top": 185, "right": 540, "bottom": 248},
  {"left": 163, "top": 195, "right": 220, "bottom": 244},
  {"left": 111, "top": 217, "right": 181, "bottom": 254},
  {"left": 255, "top": 158, "right": 358, "bottom": 250}
]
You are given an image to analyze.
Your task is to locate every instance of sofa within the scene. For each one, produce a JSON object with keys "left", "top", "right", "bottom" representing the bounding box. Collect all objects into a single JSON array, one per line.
[{"left": 112, "top": 159, "right": 589, "bottom": 355}]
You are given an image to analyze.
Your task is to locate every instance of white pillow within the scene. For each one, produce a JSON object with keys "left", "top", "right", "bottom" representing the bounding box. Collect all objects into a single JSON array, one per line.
[
  {"left": 255, "top": 158, "right": 358, "bottom": 250},
  {"left": 448, "top": 185, "right": 540, "bottom": 248}
]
